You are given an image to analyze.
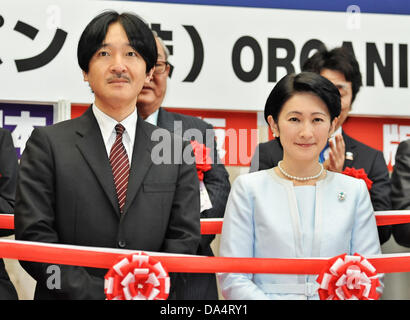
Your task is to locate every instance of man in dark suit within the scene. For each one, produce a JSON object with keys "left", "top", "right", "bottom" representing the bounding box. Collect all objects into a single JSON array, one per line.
[
  {"left": 14, "top": 11, "right": 200, "bottom": 300},
  {"left": 250, "top": 46, "right": 392, "bottom": 244},
  {"left": 0, "top": 128, "right": 19, "bottom": 299},
  {"left": 137, "top": 35, "right": 230, "bottom": 299},
  {"left": 391, "top": 139, "right": 410, "bottom": 247}
]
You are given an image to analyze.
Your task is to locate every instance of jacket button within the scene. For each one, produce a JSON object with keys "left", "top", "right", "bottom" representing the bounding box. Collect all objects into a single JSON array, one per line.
[{"left": 118, "top": 240, "right": 126, "bottom": 248}]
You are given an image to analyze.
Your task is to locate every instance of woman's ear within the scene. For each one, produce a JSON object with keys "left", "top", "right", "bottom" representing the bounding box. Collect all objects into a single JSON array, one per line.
[{"left": 267, "top": 115, "right": 279, "bottom": 138}]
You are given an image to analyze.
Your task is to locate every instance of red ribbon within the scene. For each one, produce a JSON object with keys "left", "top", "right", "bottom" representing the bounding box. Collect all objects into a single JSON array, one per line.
[
  {"left": 1, "top": 237, "right": 410, "bottom": 302},
  {"left": 342, "top": 167, "right": 373, "bottom": 190},
  {"left": 190, "top": 140, "right": 212, "bottom": 181},
  {"left": 104, "top": 252, "right": 169, "bottom": 300},
  {"left": 1, "top": 239, "right": 410, "bottom": 275},
  {"left": 317, "top": 253, "right": 381, "bottom": 300},
  {"left": 200, "top": 218, "right": 224, "bottom": 235},
  {"left": 2, "top": 212, "right": 410, "bottom": 234},
  {"left": 200, "top": 212, "right": 410, "bottom": 234},
  {"left": 373, "top": 211, "right": 410, "bottom": 226}
]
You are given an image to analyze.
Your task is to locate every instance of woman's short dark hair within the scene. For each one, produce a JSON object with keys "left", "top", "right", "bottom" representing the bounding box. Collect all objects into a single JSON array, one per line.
[
  {"left": 302, "top": 46, "right": 362, "bottom": 104},
  {"left": 264, "top": 72, "right": 341, "bottom": 125},
  {"left": 77, "top": 10, "right": 157, "bottom": 73}
]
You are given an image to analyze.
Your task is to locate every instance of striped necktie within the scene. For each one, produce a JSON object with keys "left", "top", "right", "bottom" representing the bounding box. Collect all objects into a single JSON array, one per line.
[{"left": 109, "top": 124, "right": 130, "bottom": 213}]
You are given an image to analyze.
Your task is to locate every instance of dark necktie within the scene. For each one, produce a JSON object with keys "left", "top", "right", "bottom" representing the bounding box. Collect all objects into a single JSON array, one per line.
[{"left": 109, "top": 124, "right": 130, "bottom": 213}]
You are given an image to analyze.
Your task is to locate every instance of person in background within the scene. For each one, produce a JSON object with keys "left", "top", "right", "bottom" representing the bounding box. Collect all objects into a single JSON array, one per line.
[
  {"left": 250, "top": 46, "right": 392, "bottom": 244},
  {"left": 137, "top": 34, "right": 231, "bottom": 300},
  {"left": 219, "top": 72, "right": 382, "bottom": 300},
  {"left": 14, "top": 11, "right": 200, "bottom": 300},
  {"left": 0, "top": 128, "right": 19, "bottom": 299},
  {"left": 390, "top": 139, "right": 410, "bottom": 247}
]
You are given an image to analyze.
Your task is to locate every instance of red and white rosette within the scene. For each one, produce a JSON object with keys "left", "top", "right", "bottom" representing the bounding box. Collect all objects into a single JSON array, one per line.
[
  {"left": 190, "top": 140, "right": 212, "bottom": 181},
  {"left": 316, "top": 253, "right": 381, "bottom": 300},
  {"left": 190, "top": 140, "right": 213, "bottom": 212},
  {"left": 104, "top": 252, "right": 170, "bottom": 300}
]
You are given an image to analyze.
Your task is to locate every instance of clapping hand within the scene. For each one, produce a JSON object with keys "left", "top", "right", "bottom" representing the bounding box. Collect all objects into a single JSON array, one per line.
[{"left": 323, "top": 134, "right": 345, "bottom": 173}]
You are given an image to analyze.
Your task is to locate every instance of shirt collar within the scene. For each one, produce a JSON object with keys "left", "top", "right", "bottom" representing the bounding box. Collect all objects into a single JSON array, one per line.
[
  {"left": 92, "top": 103, "right": 137, "bottom": 144},
  {"left": 143, "top": 108, "right": 160, "bottom": 126}
]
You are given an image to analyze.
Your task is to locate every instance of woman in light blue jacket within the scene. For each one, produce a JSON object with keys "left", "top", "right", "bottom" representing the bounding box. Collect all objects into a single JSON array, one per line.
[{"left": 218, "top": 72, "right": 382, "bottom": 300}]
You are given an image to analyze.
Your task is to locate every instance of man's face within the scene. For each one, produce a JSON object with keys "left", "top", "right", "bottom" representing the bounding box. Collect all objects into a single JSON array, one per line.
[
  {"left": 83, "top": 22, "right": 151, "bottom": 110},
  {"left": 137, "top": 38, "right": 170, "bottom": 119},
  {"left": 320, "top": 68, "right": 353, "bottom": 130}
]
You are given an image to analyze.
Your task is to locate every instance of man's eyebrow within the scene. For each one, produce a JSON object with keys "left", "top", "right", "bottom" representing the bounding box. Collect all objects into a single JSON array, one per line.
[{"left": 99, "top": 42, "right": 133, "bottom": 48}]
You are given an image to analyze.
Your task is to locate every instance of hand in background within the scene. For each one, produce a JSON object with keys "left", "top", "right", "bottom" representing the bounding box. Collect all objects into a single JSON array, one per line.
[{"left": 324, "top": 134, "right": 345, "bottom": 173}]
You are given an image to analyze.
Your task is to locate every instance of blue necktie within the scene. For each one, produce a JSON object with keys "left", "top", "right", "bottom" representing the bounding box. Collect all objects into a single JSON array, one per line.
[{"left": 319, "top": 142, "right": 329, "bottom": 163}]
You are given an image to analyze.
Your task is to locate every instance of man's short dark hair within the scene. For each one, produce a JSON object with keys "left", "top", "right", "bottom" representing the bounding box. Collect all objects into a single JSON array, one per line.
[
  {"left": 77, "top": 10, "right": 157, "bottom": 73},
  {"left": 302, "top": 46, "right": 362, "bottom": 104}
]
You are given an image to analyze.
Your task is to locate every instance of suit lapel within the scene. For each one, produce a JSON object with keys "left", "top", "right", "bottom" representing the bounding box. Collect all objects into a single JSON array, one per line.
[
  {"left": 75, "top": 107, "right": 120, "bottom": 215},
  {"left": 157, "top": 107, "right": 177, "bottom": 133},
  {"left": 122, "top": 116, "right": 154, "bottom": 214}
]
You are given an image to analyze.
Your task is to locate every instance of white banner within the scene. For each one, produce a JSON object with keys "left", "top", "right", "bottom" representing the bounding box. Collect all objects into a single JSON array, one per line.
[{"left": 1, "top": 0, "right": 409, "bottom": 116}]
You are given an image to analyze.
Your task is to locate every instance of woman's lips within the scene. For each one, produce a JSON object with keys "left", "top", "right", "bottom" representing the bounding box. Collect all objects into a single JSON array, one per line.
[{"left": 295, "top": 143, "right": 315, "bottom": 148}]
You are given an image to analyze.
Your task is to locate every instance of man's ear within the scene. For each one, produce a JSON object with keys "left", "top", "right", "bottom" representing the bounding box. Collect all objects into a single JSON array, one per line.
[
  {"left": 164, "top": 63, "right": 171, "bottom": 77},
  {"left": 82, "top": 70, "right": 89, "bottom": 82}
]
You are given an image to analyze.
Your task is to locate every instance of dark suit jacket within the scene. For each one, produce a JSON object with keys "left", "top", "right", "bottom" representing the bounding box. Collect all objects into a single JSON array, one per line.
[
  {"left": 14, "top": 107, "right": 201, "bottom": 300},
  {"left": 0, "top": 128, "right": 18, "bottom": 299},
  {"left": 249, "top": 131, "right": 392, "bottom": 244},
  {"left": 157, "top": 107, "right": 230, "bottom": 299},
  {"left": 391, "top": 139, "right": 410, "bottom": 247}
]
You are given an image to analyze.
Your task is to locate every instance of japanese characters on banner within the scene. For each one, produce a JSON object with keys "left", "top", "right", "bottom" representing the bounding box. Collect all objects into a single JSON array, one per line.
[
  {"left": 0, "top": 0, "right": 409, "bottom": 115},
  {"left": 0, "top": 103, "right": 54, "bottom": 157},
  {"left": 1, "top": 0, "right": 410, "bottom": 166}
]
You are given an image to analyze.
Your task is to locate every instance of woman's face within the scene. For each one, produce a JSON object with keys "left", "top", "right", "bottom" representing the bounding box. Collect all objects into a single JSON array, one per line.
[{"left": 268, "top": 92, "right": 337, "bottom": 163}]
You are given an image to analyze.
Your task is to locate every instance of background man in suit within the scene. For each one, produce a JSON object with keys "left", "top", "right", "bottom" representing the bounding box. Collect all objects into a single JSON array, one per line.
[
  {"left": 0, "top": 128, "right": 18, "bottom": 299},
  {"left": 137, "top": 35, "right": 231, "bottom": 299},
  {"left": 250, "top": 46, "right": 392, "bottom": 244},
  {"left": 391, "top": 139, "right": 410, "bottom": 247},
  {"left": 15, "top": 11, "right": 200, "bottom": 300}
]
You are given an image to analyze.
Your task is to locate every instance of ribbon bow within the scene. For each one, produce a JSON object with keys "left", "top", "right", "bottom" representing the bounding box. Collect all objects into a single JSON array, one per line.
[
  {"left": 316, "top": 253, "right": 381, "bottom": 300},
  {"left": 104, "top": 252, "right": 170, "bottom": 300}
]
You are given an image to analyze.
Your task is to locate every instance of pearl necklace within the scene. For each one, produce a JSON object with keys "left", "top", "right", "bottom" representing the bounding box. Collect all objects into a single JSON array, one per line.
[{"left": 278, "top": 161, "right": 324, "bottom": 181}]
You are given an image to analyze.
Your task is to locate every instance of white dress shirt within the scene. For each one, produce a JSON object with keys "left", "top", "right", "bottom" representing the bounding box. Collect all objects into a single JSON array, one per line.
[
  {"left": 144, "top": 108, "right": 160, "bottom": 126},
  {"left": 92, "top": 104, "right": 137, "bottom": 163}
]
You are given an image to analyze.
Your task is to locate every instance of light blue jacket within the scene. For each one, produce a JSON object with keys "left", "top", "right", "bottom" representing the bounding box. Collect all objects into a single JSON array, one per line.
[{"left": 218, "top": 169, "right": 382, "bottom": 300}]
